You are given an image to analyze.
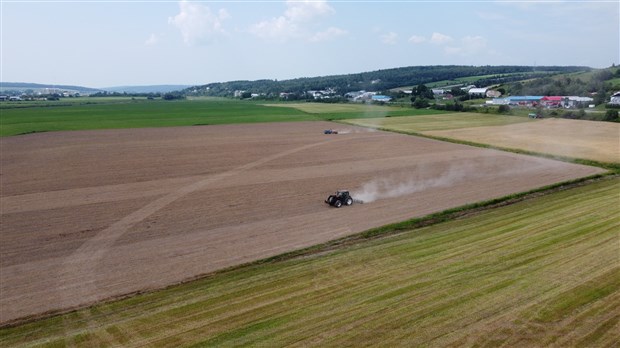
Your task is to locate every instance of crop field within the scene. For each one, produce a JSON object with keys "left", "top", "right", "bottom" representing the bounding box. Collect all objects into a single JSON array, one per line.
[
  {"left": 425, "top": 118, "right": 620, "bottom": 164},
  {"left": 263, "top": 102, "right": 399, "bottom": 114},
  {"left": 263, "top": 102, "right": 445, "bottom": 118},
  {"left": 1, "top": 176, "right": 617, "bottom": 347},
  {"left": 0, "top": 99, "right": 443, "bottom": 137},
  {"left": 0, "top": 99, "right": 317, "bottom": 137},
  {"left": 344, "top": 115, "right": 620, "bottom": 164},
  {"left": 342, "top": 112, "right": 533, "bottom": 132},
  {"left": 0, "top": 121, "right": 605, "bottom": 325}
]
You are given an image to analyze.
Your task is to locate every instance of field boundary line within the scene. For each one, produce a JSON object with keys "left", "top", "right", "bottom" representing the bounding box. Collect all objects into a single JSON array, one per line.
[{"left": 334, "top": 121, "right": 620, "bottom": 173}]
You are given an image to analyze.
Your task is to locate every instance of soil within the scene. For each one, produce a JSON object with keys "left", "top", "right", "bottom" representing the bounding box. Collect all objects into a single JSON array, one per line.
[{"left": 0, "top": 121, "right": 605, "bottom": 324}]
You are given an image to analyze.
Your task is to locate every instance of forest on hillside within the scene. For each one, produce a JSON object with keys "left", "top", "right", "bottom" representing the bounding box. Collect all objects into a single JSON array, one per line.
[{"left": 185, "top": 65, "right": 590, "bottom": 98}]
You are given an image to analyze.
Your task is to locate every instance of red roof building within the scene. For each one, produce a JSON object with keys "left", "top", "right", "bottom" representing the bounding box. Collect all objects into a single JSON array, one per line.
[{"left": 541, "top": 96, "right": 565, "bottom": 107}]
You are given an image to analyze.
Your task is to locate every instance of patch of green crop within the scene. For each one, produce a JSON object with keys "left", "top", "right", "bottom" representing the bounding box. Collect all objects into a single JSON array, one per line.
[
  {"left": 0, "top": 99, "right": 445, "bottom": 137},
  {"left": 0, "top": 99, "right": 316, "bottom": 136}
]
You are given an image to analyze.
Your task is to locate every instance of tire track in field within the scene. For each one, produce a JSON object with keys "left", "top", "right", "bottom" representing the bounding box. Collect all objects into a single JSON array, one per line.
[{"left": 58, "top": 135, "right": 351, "bottom": 311}]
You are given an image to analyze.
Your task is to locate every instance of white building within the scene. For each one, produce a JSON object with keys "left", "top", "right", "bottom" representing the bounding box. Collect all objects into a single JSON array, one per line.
[
  {"left": 609, "top": 92, "right": 620, "bottom": 105},
  {"left": 468, "top": 88, "right": 488, "bottom": 97}
]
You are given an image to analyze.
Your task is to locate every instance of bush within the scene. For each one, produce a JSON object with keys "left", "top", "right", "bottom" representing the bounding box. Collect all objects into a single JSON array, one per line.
[
  {"left": 163, "top": 92, "right": 185, "bottom": 100},
  {"left": 578, "top": 109, "right": 586, "bottom": 118},
  {"left": 412, "top": 97, "right": 430, "bottom": 109},
  {"left": 562, "top": 111, "right": 577, "bottom": 119},
  {"left": 604, "top": 110, "right": 619, "bottom": 122},
  {"left": 498, "top": 105, "right": 510, "bottom": 113}
]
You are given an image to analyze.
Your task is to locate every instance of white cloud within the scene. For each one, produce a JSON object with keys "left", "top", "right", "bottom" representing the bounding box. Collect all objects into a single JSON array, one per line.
[
  {"left": 461, "top": 35, "right": 488, "bottom": 53},
  {"left": 445, "top": 35, "right": 491, "bottom": 56},
  {"left": 407, "top": 32, "right": 490, "bottom": 56},
  {"left": 145, "top": 33, "right": 159, "bottom": 46},
  {"left": 309, "top": 27, "right": 347, "bottom": 43},
  {"left": 430, "top": 32, "right": 453, "bottom": 45},
  {"left": 381, "top": 32, "right": 398, "bottom": 45},
  {"left": 251, "top": 16, "right": 298, "bottom": 41},
  {"left": 250, "top": 0, "right": 337, "bottom": 42},
  {"left": 408, "top": 35, "right": 426, "bottom": 44},
  {"left": 169, "top": 1, "right": 229, "bottom": 45},
  {"left": 284, "top": 0, "right": 334, "bottom": 22}
]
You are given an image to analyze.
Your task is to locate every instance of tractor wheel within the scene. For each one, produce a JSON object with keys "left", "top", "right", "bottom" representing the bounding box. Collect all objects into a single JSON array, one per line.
[
  {"left": 346, "top": 198, "right": 353, "bottom": 206},
  {"left": 334, "top": 200, "right": 342, "bottom": 208}
]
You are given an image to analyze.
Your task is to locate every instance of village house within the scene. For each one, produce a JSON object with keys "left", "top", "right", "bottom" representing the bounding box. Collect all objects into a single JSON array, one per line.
[{"left": 609, "top": 91, "right": 620, "bottom": 105}]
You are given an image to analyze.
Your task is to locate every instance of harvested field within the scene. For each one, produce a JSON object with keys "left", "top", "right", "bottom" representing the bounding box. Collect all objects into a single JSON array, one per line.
[
  {"left": 0, "top": 121, "right": 605, "bottom": 324},
  {"left": 342, "top": 112, "right": 533, "bottom": 132},
  {"left": 345, "top": 116, "right": 619, "bottom": 163},
  {"left": 424, "top": 118, "right": 619, "bottom": 163}
]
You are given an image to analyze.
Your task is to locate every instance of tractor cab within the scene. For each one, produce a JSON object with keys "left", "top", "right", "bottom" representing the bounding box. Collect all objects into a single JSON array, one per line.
[
  {"left": 325, "top": 190, "right": 353, "bottom": 208},
  {"left": 335, "top": 190, "right": 349, "bottom": 197}
]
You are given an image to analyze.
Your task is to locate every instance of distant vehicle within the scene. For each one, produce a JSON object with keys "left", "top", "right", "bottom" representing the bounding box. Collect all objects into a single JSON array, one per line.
[
  {"left": 528, "top": 113, "right": 543, "bottom": 119},
  {"left": 324, "top": 129, "right": 338, "bottom": 134},
  {"left": 325, "top": 190, "right": 363, "bottom": 207}
]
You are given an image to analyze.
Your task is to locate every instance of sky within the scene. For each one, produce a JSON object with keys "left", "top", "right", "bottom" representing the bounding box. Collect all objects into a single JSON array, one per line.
[{"left": 2, "top": 0, "right": 619, "bottom": 88}]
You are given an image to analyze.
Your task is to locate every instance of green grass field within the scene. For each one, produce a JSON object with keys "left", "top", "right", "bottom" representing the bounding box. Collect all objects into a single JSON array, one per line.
[
  {"left": 0, "top": 99, "right": 317, "bottom": 137},
  {"left": 0, "top": 97, "right": 151, "bottom": 109},
  {"left": 2, "top": 178, "right": 617, "bottom": 347},
  {"left": 0, "top": 99, "right": 446, "bottom": 137},
  {"left": 263, "top": 102, "right": 445, "bottom": 117},
  {"left": 341, "top": 112, "right": 533, "bottom": 132}
]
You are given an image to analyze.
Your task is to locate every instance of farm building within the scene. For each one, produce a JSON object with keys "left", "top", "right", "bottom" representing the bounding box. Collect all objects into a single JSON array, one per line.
[
  {"left": 490, "top": 96, "right": 536, "bottom": 106},
  {"left": 566, "top": 96, "right": 594, "bottom": 108},
  {"left": 371, "top": 95, "right": 392, "bottom": 102},
  {"left": 491, "top": 95, "right": 593, "bottom": 108},
  {"left": 540, "top": 96, "right": 593, "bottom": 108},
  {"left": 347, "top": 91, "right": 377, "bottom": 102},
  {"left": 490, "top": 98, "right": 510, "bottom": 105},
  {"left": 468, "top": 87, "right": 488, "bottom": 97},
  {"left": 609, "top": 91, "right": 620, "bottom": 105},
  {"left": 540, "top": 96, "right": 564, "bottom": 108}
]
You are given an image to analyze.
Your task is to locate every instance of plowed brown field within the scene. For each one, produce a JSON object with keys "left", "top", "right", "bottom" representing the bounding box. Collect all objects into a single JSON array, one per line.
[{"left": 0, "top": 122, "right": 605, "bottom": 324}]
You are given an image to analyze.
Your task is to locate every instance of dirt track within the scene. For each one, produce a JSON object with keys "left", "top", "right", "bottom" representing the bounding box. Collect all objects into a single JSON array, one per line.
[{"left": 0, "top": 122, "right": 605, "bottom": 323}]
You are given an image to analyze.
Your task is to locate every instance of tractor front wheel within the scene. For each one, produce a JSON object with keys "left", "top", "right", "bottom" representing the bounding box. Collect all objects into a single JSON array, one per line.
[{"left": 334, "top": 200, "right": 342, "bottom": 208}]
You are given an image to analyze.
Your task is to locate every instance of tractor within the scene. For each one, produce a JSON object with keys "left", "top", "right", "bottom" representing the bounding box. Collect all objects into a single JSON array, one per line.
[{"left": 325, "top": 190, "right": 354, "bottom": 208}]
